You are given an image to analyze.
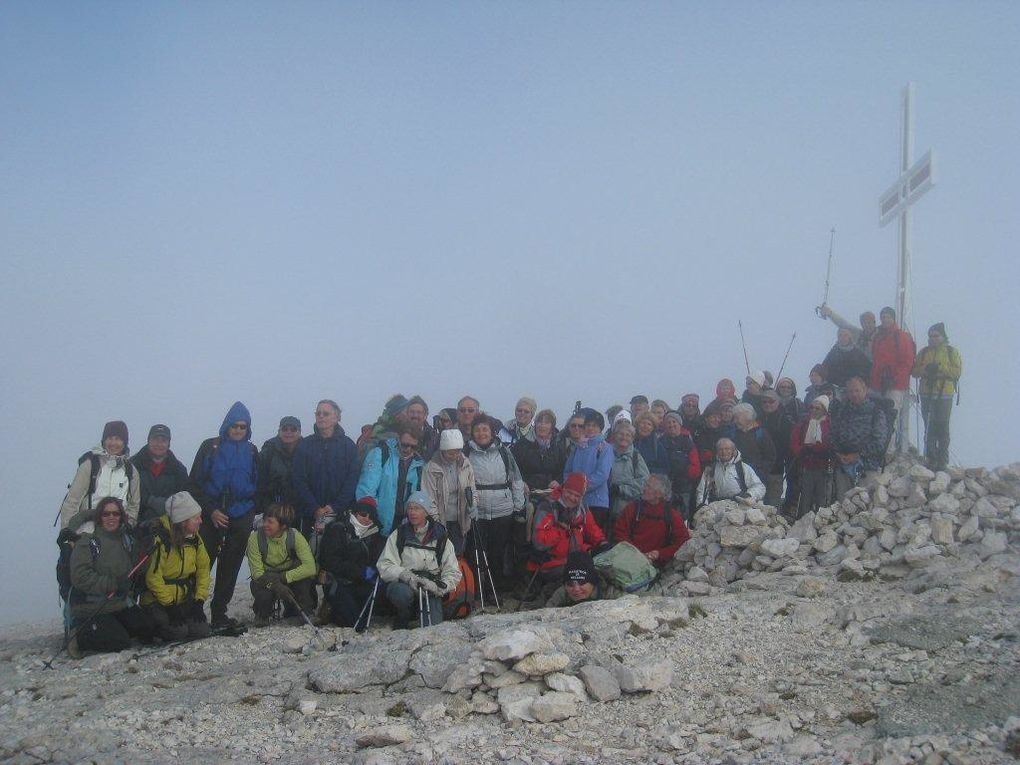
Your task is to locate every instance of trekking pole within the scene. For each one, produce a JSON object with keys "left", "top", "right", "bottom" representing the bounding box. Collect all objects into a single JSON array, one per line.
[
  {"left": 815, "top": 227, "right": 836, "bottom": 317},
  {"left": 43, "top": 542, "right": 158, "bottom": 669},
  {"left": 738, "top": 321, "right": 751, "bottom": 376},
  {"left": 775, "top": 332, "right": 797, "bottom": 380},
  {"left": 354, "top": 578, "right": 380, "bottom": 634},
  {"left": 417, "top": 585, "right": 432, "bottom": 628},
  {"left": 278, "top": 585, "right": 329, "bottom": 647},
  {"left": 471, "top": 522, "right": 501, "bottom": 612},
  {"left": 515, "top": 567, "right": 542, "bottom": 612}
]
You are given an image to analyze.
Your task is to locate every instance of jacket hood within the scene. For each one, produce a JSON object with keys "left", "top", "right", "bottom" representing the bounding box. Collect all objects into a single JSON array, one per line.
[
  {"left": 722, "top": 449, "right": 743, "bottom": 465},
  {"left": 219, "top": 401, "right": 252, "bottom": 441},
  {"left": 716, "top": 379, "right": 736, "bottom": 399},
  {"left": 91, "top": 445, "right": 132, "bottom": 460},
  {"left": 777, "top": 377, "right": 798, "bottom": 397}
]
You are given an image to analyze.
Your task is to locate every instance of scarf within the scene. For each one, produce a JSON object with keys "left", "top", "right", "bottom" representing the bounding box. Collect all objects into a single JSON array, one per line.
[
  {"left": 803, "top": 417, "right": 824, "bottom": 445},
  {"left": 351, "top": 515, "right": 378, "bottom": 540}
]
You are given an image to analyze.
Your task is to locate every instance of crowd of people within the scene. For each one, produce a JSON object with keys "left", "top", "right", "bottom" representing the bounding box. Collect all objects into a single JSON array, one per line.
[{"left": 54, "top": 304, "right": 962, "bottom": 659}]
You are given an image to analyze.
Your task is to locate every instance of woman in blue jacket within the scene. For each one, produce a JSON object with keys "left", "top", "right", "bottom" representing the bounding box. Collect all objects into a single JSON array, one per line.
[{"left": 562, "top": 408, "right": 615, "bottom": 535}]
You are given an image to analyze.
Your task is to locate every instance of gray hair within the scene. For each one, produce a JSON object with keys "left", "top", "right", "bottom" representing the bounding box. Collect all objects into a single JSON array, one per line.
[
  {"left": 715, "top": 437, "right": 735, "bottom": 452},
  {"left": 731, "top": 403, "right": 756, "bottom": 422},
  {"left": 515, "top": 397, "right": 537, "bottom": 412},
  {"left": 644, "top": 473, "right": 672, "bottom": 503},
  {"left": 316, "top": 399, "right": 341, "bottom": 416}
]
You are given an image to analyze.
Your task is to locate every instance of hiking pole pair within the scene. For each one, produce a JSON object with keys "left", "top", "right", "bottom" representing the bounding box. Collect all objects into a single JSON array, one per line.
[
  {"left": 43, "top": 540, "right": 158, "bottom": 669},
  {"left": 354, "top": 578, "right": 380, "bottom": 634},
  {"left": 470, "top": 521, "right": 501, "bottom": 612},
  {"left": 417, "top": 585, "right": 433, "bottom": 629}
]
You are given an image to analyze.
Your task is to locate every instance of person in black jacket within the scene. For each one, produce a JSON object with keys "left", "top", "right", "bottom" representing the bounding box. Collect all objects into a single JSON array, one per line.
[
  {"left": 131, "top": 424, "right": 190, "bottom": 528},
  {"left": 823, "top": 328, "right": 872, "bottom": 389},
  {"left": 257, "top": 416, "right": 302, "bottom": 513},
  {"left": 511, "top": 409, "right": 567, "bottom": 492},
  {"left": 760, "top": 391, "right": 795, "bottom": 510},
  {"left": 292, "top": 399, "right": 359, "bottom": 537},
  {"left": 731, "top": 403, "right": 776, "bottom": 485},
  {"left": 318, "top": 499, "right": 386, "bottom": 627}
]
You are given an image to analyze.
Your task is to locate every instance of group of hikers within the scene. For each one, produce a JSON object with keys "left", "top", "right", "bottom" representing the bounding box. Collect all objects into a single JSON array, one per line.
[{"left": 54, "top": 304, "right": 962, "bottom": 660}]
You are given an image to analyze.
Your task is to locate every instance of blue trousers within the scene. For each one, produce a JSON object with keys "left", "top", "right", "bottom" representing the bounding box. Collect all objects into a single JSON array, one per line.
[{"left": 386, "top": 581, "right": 443, "bottom": 627}]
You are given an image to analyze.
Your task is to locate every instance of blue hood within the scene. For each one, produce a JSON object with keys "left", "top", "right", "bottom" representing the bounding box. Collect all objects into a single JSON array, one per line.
[{"left": 219, "top": 401, "right": 252, "bottom": 441}]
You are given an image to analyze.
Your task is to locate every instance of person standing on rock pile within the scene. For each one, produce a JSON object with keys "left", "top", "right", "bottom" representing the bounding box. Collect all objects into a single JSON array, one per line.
[
  {"left": 660, "top": 410, "right": 702, "bottom": 521},
  {"left": 544, "top": 550, "right": 621, "bottom": 607},
  {"left": 912, "top": 322, "right": 962, "bottom": 472},
  {"left": 695, "top": 438, "right": 766, "bottom": 507},
  {"left": 829, "top": 377, "right": 890, "bottom": 499},
  {"left": 246, "top": 503, "right": 317, "bottom": 627},
  {"left": 141, "top": 492, "right": 211, "bottom": 641},
  {"left": 789, "top": 395, "right": 833, "bottom": 518},
  {"left": 422, "top": 429, "right": 476, "bottom": 556},
  {"left": 818, "top": 304, "right": 878, "bottom": 360},
  {"left": 759, "top": 391, "right": 795, "bottom": 510},
  {"left": 377, "top": 491, "right": 461, "bottom": 628},
  {"left": 189, "top": 401, "right": 259, "bottom": 630},
  {"left": 731, "top": 403, "right": 776, "bottom": 487},
  {"left": 870, "top": 307, "right": 916, "bottom": 455},
  {"left": 66, "top": 497, "right": 156, "bottom": 658}
]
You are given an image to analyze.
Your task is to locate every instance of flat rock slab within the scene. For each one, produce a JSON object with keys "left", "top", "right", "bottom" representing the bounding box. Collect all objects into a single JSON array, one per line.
[
  {"left": 865, "top": 615, "right": 979, "bottom": 650},
  {"left": 878, "top": 673, "right": 1020, "bottom": 737}
]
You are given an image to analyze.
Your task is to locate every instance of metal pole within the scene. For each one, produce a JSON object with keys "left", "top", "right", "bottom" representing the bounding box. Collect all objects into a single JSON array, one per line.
[{"left": 897, "top": 83, "right": 914, "bottom": 452}]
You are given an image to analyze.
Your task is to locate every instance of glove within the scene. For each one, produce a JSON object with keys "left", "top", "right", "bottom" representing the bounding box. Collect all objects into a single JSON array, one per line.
[
  {"left": 269, "top": 578, "right": 291, "bottom": 598},
  {"left": 57, "top": 528, "right": 79, "bottom": 547},
  {"left": 363, "top": 566, "right": 377, "bottom": 582},
  {"left": 736, "top": 494, "right": 755, "bottom": 506},
  {"left": 419, "top": 577, "right": 443, "bottom": 597},
  {"left": 511, "top": 509, "right": 527, "bottom": 523},
  {"left": 166, "top": 604, "right": 186, "bottom": 626},
  {"left": 925, "top": 362, "right": 939, "bottom": 379},
  {"left": 256, "top": 572, "right": 283, "bottom": 590},
  {"left": 399, "top": 570, "right": 425, "bottom": 591},
  {"left": 116, "top": 573, "right": 133, "bottom": 594},
  {"left": 189, "top": 600, "right": 206, "bottom": 621}
]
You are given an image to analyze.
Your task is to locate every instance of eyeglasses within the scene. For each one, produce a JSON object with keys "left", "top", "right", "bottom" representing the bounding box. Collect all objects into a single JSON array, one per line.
[
  {"left": 100, "top": 510, "right": 121, "bottom": 518},
  {"left": 229, "top": 423, "right": 247, "bottom": 430}
]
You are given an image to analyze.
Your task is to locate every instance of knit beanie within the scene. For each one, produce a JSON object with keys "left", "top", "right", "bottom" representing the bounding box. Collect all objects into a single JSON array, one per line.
[
  {"left": 439, "top": 429, "right": 465, "bottom": 450},
  {"left": 681, "top": 393, "right": 700, "bottom": 405},
  {"left": 167, "top": 492, "right": 202, "bottom": 525},
  {"left": 353, "top": 496, "right": 381, "bottom": 525},
  {"left": 562, "top": 472, "right": 588, "bottom": 497},
  {"left": 747, "top": 371, "right": 766, "bottom": 388},
  {"left": 383, "top": 395, "right": 410, "bottom": 420},
  {"left": 406, "top": 490, "right": 438, "bottom": 520},
  {"left": 928, "top": 322, "right": 947, "bottom": 340},
  {"left": 563, "top": 551, "right": 598, "bottom": 585},
  {"left": 813, "top": 395, "right": 830, "bottom": 412},
  {"left": 663, "top": 411, "right": 684, "bottom": 425},
  {"left": 102, "top": 420, "right": 129, "bottom": 448}
]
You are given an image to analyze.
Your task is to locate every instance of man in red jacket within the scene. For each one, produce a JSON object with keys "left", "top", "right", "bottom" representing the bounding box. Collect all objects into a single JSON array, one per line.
[
  {"left": 530, "top": 472, "right": 606, "bottom": 577},
  {"left": 870, "top": 307, "right": 915, "bottom": 454},
  {"left": 613, "top": 474, "right": 691, "bottom": 565}
]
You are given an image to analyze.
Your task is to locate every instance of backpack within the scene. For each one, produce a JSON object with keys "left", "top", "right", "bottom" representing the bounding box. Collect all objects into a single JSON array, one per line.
[
  {"left": 474, "top": 445, "right": 514, "bottom": 492},
  {"left": 395, "top": 520, "right": 449, "bottom": 570},
  {"left": 442, "top": 557, "right": 476, "bottom": 620},
  {"left": 629, "top": 499, "right": 674, "bottom": 548},
  {"left": 257, "top": 528, "right": 298, "bottom": 572},
  {"left": 593, "top": 541, "right": 659, "bottom": 593}
]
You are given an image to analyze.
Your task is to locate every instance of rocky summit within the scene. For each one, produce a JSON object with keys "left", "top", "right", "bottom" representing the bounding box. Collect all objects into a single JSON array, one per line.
[{"left": 2, "top": 458, "right": 1019, "bottom": 764}]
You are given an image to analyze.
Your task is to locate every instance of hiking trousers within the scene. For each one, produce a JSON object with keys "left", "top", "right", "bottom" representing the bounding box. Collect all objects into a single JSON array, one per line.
[
  {"left": 199, "top": 510, "right": 254, "bottom": 620},
  {"left": 387, "top": 581, "right": 443, "bottom": 628},
  {"left": 76, "top": 606, "right": 155, "bottom": 652},
  {"left": 921, "top": 395, "right": 953, "bottom": 470},
  {"left": 798, "top": 468, "right": 833, "bottom": 518},
  {"left": 250, "top": 576, "right": 315, "bottom": 618}
]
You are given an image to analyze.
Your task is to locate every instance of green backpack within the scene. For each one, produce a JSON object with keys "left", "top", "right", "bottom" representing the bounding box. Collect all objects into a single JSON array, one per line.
[{"left": 593, "top": 541, "right": 658, "bottom": 593}]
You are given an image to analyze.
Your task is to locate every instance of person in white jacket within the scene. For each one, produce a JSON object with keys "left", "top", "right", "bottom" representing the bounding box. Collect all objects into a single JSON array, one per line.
[
  {"left": 377, "top": 491, "right": 461, "bottom": 628},
  {"left": 695, "top": 438, "right": 766, "bottom": 508},
  {"left": 59, "top": 421, "right": 141, "bottom": 535}
]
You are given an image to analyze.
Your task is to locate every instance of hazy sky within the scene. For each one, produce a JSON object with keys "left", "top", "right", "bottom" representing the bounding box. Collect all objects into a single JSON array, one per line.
[{"left": 2, "top": 2, "right": 1017, "bottom": 625}]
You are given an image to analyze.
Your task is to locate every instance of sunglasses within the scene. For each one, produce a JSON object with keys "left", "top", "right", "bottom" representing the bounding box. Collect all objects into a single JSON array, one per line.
[
  {"left": 100, "top": 510, "right": 121, "bottom": 518},
  {"left": 229, "top": 423, "right": 248, "bottom": 430}
]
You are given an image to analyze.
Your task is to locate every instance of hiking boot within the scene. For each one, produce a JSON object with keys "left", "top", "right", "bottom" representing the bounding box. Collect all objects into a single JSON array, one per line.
[
  {"left": 253, "top": 614, "right": 272, "bottom": 628},
  {"left": 211, "top": 614, "right": 240, "bottom": 631},
  {"left": 66, "top": 635, "right": 83, "bottom": 660}
]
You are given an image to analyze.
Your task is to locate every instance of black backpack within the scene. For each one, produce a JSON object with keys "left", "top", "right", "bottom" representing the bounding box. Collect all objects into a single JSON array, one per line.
[{"left": 395, "top": 520, "right": 449, "bottom": 571}]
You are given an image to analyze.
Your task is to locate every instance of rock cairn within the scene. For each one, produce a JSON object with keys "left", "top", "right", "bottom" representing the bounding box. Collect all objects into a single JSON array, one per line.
[{"left": 667, "top": 459, "right": 1020, "bottom": 596}]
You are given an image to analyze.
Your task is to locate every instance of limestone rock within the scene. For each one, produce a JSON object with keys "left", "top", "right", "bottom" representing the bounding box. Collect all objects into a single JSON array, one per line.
[
  {"left": 544, "top": 672, "right": 588, "bottom": 702},
  {"left": 745, "top": 507, "right": 767, "bottom": 525},
  {"left": 579, "top": 664, "right": 622, "bottom": 702},
  {"left": 686, "top": 566, "right": 709, "bottom": 583},
  {"left": 309, "top": 649, "right": 412, "bottom": 692},
  {"left": 614, "top": 660, "right": 673, "bottom": 693},
  {"left": 795, "top": 577, "right": 827, "bottom": 598},
  {"left": 512, "top": 653, "right": 569, "bottom": 677},
  {"left": 813, "top": 530, "right": 838, "bottom": 553},
  {"left": 930, "top": 516, "right": 955, "bottom": 545},
  {"left": 356, "top": 724, "right": 414, "bottom": 748},
  {"left": 531, "top": 691, "right": 578, "bottom": 722},
  {"left": 929, "top": 493, "right": 960, "bottom": 514},
  {"left": 957, "top": 514, "right": 980, "bottom": 542},
  {"left": 789, "top": 512, "right": 818, "bottom": 542},
  {"left": 719, "top": 525, "right": 763, "bottom": 548},
  {"left": 979, "top": 531, "right": 1008, "bottom": 558},
  {"left": 909, "top": 464, "right": 935, "bottom": 481},
  {"left": 478, "top": 629, "right": 552, "bottom": 662},
  {"left": 724, "top": 508, "right": 747, "bottom": 526},
  {"left": 904, "top": 545, "right": 942, "bottom": 566},
  {"left": 761, "top": 538, "right": 799, "bottom": 558},
  {"left": 745, "top": 718, "right": 795, "bottom": 743}
]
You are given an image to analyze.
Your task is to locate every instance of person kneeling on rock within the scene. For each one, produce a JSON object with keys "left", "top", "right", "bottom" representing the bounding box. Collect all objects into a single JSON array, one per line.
[
  {"left": 141, "top": 492, "right": 212, "bottom": 641},
  {"left": 544, "top": 551, "right": 620, "bottom": 607},
  {"left": 377, "top": 491, "right": 461, "bottom": 628},
  {"left": 247, "top": 503, "right": 318, "bottom": 627}
]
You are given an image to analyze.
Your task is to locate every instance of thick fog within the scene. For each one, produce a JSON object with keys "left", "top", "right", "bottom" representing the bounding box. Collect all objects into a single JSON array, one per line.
[{"left": 2, "top": 3, "right": 1018, "bottom": 626}]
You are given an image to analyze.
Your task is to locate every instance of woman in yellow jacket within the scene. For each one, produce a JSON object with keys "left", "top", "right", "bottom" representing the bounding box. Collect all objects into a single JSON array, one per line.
[
  {"left": 912, "top": 322, "right": 963, "bottom": 471},
  {"left": 141, "top": 492, "right": 212, "bottom": 641},
  {"left": 246, "top": 503, "right": 317, "bottom": 627}
]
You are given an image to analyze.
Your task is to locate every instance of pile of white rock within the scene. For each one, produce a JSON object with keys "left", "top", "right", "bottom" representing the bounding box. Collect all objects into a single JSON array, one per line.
[{"left": 667, "top": 459, "right": 1020, "bottom": 595}]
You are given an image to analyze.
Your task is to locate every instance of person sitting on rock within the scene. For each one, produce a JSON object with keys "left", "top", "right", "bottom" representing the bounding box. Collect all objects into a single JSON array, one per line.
[
  {"left": 141, "top": 492, "right": 212, "bottom": 641},
  {"left": 66, "top": 497, "right": 156, "bottom": 658},
  {"left": 790, "top": 395, "right": 833, "bottom": 519},
  {"left": 318, "top": 497, "right": 386, "bottom": 627},
  {"left": 544, "top": 551, "right": 620, "bottom": 607},
  {"left": 612, "top": 474, "right": 691, "bottom": 566},
  {"left": 695, "top": 438, "right": 766, "bottom": 507},
  {"left": 246, "top": 503, "right": 318, "bottom": 627},
  {"left": 529, "top": 472, "right": 607, "bottom": 581},
  {"left": 377, "top": 491, "right": 462, "bottom": 628}
]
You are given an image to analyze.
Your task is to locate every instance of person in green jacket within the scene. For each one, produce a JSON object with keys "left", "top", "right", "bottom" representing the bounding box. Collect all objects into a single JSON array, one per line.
[
  {"left": 912, "top": 322, "right": 963, "bottom": 471},
  {"left": 246, "top": 503, "right": 317, "bottom": 627}
]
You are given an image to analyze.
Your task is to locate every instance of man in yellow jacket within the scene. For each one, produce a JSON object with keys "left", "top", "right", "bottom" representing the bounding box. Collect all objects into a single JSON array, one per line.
[
  {"left": 912, "top": 322, "right": 962, "bottom": 471},
  {"left": 246, "top": 503, "right": 317, "bottom": 627}
]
